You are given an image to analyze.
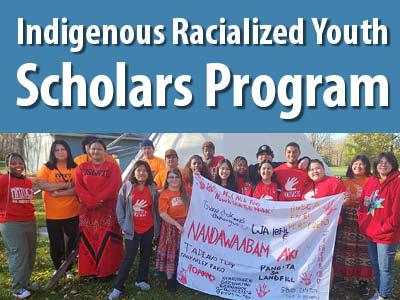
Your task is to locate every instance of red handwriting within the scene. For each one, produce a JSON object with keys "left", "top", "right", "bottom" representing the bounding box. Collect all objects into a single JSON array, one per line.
[
  {"left": 178, "top": 267, "right": 187, "bottom": 284},
  {"left": 188, "top": 221, "right": 270, "bottom": 257},
  {"left": 324, "top": 200, "right": 337, "bottom": 216},
  {"left": 256, "top": 283, "right": 270, "bottom": 297},
  {"left": 277, "top": 248, "right": 298, "bottom": 262},
  {"left": 188, "top": 264, "right": 215, "bottom": 282}
]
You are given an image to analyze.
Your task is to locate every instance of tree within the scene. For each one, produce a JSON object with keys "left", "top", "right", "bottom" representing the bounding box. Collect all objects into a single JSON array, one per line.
[{"left": 343, "top": 133, "right": 400, "bottom": 165}]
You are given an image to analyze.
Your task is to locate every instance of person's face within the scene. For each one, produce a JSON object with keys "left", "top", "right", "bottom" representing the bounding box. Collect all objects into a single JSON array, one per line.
[
  {"left": 166, "top": 155, "right": 178, "bottom": 169},
  {"left": 9, "top": 157, "right": 25, "bottom": 177},
  {"left": 285, "top": 146, "right": 300, "bottom": 164},
  {"left": 260, "top": 162, "right": 273, "bottom": 181},
  {"left": 134, "top": 165, "right": 149, "bottom": 183},
  {"left": 235, "top": 160, "right": 248, "bottom": 175},
  {"left": 308, "top": 162, "right": 325, "bottom": 182},
  {"left": 203, "top": 147, "right": 214, "bottom": 160},
  {"left": 54, "top": 144, "right": 68, "bottom": 162},
  {"left": 190, "top": 158, "right": 202, "bottom": 174},
  {"left": 167, "top": 172, "right": 182, "bottom": 189},
  {"left": 257, "top": 153, "right": 273, "bottom": 163},
  {"left": 142, "top": 146, "right": 154, "bottom": 159},
  {"left": 352, "top": 160, "right": 367, "bottom": 177},
  {"left": 218, "top": 162, "right": 231, "bottom": 180},
  {"left": 377, "top": 157, "right": 393, "bottom": 177},
  {"left": 89, "top": 142, "right": 105, "bottom": 161}
]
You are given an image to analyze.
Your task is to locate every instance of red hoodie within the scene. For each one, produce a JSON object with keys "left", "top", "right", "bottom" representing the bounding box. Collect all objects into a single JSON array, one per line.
[{"left": 358, "top": 171, "right": 400, "bottom": 244}]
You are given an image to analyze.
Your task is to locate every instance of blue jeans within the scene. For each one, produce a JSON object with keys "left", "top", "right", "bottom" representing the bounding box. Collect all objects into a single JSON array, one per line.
[{"left": 367, "top": 240, "right": 399, "bottom": 298}]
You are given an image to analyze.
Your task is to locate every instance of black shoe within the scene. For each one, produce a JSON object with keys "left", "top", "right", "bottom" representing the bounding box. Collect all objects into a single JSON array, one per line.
[
  {"left": 358, "top": 281, "right": 370, "bottom": 296},
  {"left": 166, "top": 278, "right": 177, "bottom": 292}
]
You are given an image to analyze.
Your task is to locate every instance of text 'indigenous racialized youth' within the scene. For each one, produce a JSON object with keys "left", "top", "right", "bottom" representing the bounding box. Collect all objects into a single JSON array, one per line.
[{"left": 16, "top": 17, "right": 390, "bottom": 120}]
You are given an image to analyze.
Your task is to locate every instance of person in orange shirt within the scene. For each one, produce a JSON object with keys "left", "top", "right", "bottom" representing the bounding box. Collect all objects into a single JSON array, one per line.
[
  {"left": 74, "top": 135, "right": 119, "bottom": 168},
  {"left": 154, "top": 149, "right": 181, "bottom": 191},
  {"left": 156, "top": 169, "right": 189, "bottom": 292},
  {"left": 140, "top": 139, "right": 166, "bottom": 177},
  {"left": 36, "top": 140, "right": 79, "bottom": 278}
]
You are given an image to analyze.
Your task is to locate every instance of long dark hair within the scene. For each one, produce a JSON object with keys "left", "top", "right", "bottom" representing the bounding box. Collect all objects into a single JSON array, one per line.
[
  {"left": 346, "top": 155, "right": 371, "bottom": 179},
  {"left": 373, "top": 152, "right": 399, "bottom": 179},
  {"left": 214, "top": 159, "right": 238, "bottom": 192},
  {"left": 163, "top": 169, "right": 189, "bottom": 208},
  {"left": 45, "top": 140, "right": 77, "bottom": 170},
  {"left": 130, "top": 160, "right": 154, "bottom": 186},
  {"left": 182, "top": 155, "right": 212, "bottom": 187}
]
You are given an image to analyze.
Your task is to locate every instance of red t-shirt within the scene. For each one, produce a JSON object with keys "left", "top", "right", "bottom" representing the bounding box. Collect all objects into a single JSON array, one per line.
[
  {"left": 209, "top": 155, "right": 224, "bottom": 178},
  {"left": 302, "top": 176, "right": 346, "bottom": 200},
  {"left": 275, "top": 164, "right": 310, "bottom": 201},
  {"left": 0, "top": 174, "right": 35, "bottom": 223},
  {"left": 132, "top": 185, "right": 153, "bottom": 234},
  {"left": 245, "top": 181, "right": 279, "bottom": 200},
  {"left": 236, "top": 176, "right": 251, "bottom": 195}
]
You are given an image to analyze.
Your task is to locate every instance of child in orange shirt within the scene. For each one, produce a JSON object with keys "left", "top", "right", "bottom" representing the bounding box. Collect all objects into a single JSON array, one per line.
[{"left": 156, "top": 169, "right": 189, "bottom": 292}]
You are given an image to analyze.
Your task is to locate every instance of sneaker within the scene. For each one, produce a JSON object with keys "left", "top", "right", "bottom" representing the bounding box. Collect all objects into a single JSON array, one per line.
[
  {"left": 13, "top": 288, "right": 31, "bottom": 299},
  {"left": 135, "top": 281, "right": 150, "bottom": 291},
  {"left": 369, "top": 292, "right": 379, "bottom": 300},
  {"left": 359, "top": 281, "right": 370, "bottom": 296},
  {"left": 66, "top": 271, "right": 74, "bottom": 279},
  {"left": 108, "top": 288, "right": 121, "bottom": 300}
]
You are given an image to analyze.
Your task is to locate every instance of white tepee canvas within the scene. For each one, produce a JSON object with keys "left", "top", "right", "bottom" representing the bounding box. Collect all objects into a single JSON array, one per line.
[{"left": 122, "top": 133, "right": 330, "bottom": 180}]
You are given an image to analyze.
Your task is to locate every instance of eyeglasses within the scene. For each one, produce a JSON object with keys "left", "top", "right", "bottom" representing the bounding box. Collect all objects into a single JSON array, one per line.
[{"left": 167, "top": 175, "right": 181, "bottom": 180}]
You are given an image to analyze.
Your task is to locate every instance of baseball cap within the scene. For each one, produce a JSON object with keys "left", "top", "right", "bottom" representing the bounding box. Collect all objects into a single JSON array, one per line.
[
  {"left": 256, "top": 145, "right": 274, "bottom": 158},
  {"left": 140, "top": 139, "right": 154, "bottom": 148},
  {"left": 165, "top": 149, "right": 178, "bottom": 158}
]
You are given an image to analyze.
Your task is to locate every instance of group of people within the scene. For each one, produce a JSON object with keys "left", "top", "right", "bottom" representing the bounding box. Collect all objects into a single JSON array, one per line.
[{"left": 0, "top": 136, "right": 399, "bottom": 300}]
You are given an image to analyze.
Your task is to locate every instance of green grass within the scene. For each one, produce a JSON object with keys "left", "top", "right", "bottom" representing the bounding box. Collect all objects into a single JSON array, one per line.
[
  {"left": 1, "top": 169, "right": 399, "bottom": 299},
  {"left": 330, "top": 166, "right": 347, "bottom": 177}
]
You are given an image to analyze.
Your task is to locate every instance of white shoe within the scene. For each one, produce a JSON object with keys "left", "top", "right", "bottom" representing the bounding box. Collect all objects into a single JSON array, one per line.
[
  {"left": 134, "top": 281, "right": 150, "bottom": 291},
  {"left": 108, "top": 288, "right": 121, "bottom": 300},
  {"left": 66, "top": 271, "right": 74, "bottom": 279},
  {"left": 369, "top": 292, "right": 379, "bottom": 300},
  {"left": 13, "top": 288, "right": 31, "bottom": 299}
]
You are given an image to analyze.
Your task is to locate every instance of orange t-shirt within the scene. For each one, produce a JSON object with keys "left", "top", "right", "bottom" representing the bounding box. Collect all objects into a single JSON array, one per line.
[
  {"left": 343, "top": 176, "right": 369, "bottom": 206},
  {"left": 74, "top": 153, "right": 120, "bottom": 169},
  {"left": 36, "top": 165, "right": 79, "bottom": 219},
  {"left": 142, "top": 156, "right": 166, "bottom": 177},
  {"left": 154, "top": 167, "right": 183, "bottom": 191},
  {"left": 158, "top": 189, "right": 187, "bottom": 219}
]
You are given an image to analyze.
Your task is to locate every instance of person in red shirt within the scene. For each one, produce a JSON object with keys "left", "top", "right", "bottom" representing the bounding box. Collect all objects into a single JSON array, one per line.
[
  {"left": 74, "top": 139, "right": 123, "bottom": 278},
  {"left": 182, "top": 154, "right": 212, "bottom": 196},
  {"left": 358, "top": 152, "right": 400, "bottom": 300},
  {"left": 302, "top": 159, "right": 346, "bottom": 200},
  {"left": 108, "top": 160, "right": 161, "bottom": 299},
  {"left": 275, "top": 142, "right": 311, "bottom": 201},
  {"left": 233, "top": 156, "right": 251, "bottom": 195},
  {"left": 214, "top": 159, "right": 239, "bottom": 192},
  {"left": 156, "top": 169, "right": 189, "bottom": 292},
  {"left": 0, "top": 153, "right": 36, "bottom": 299},
  {"left": 245, "top": 160, "right": 279, "bottom": 200},
  {"left": 202, "top": 141, "right": 224, "bottom": 179}
]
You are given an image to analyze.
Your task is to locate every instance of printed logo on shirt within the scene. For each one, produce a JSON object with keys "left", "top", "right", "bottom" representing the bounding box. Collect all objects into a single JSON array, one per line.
[
  {"left": 11, "top": 187, "right": 33, "bottom": 203},
  {"left": 171, "top": 197, "right": 184, "bottom": 207},
  {"left": 55, "top": 173, "right": 72, "bottom": 182},
  {"left": 353, "top": 184, "right": 363, "bottom": 199},
  {"left": 364, "top": 190, "right": 384, "bottom": 216},
  {"left": 81, "top": 168, "right": 110, "bottom": 177},
  {"left": 133, "top": 199, "right": 149, "bottom": 217},
  {"left": 260, "top": 194, "right": 273, "bottom": 200},
  {"left": 303, "top": 189, "right": 316, "bottom": 200},
  {"left": 284, "top": 177, "right": 301, "bottom": 198}
]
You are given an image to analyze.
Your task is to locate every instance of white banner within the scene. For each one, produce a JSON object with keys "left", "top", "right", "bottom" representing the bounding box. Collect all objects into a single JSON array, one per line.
[{"left": 178, "top": 175, "right": 344, "bottom": 300}]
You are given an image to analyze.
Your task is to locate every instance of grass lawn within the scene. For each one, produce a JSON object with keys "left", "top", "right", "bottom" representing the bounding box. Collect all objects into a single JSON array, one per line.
[
  {"left": 330, "top": 166, "right": 347, "bottom": 177},
  {"left": 0, "top": 167, "right": 399, "bottom": 299}
]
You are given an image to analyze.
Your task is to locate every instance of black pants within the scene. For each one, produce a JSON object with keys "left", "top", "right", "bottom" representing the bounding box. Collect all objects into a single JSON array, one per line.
[
  {"left": 46, "top": 216, "right": 79, "bottom": 271},
  {"left": 114, "top": 227, "right": 154, "bottom": 291}
]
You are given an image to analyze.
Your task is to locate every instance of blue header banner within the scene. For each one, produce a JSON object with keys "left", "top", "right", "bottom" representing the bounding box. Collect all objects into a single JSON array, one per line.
[{"left": 1, "top": 1, "right": 398, "bottom": 132}]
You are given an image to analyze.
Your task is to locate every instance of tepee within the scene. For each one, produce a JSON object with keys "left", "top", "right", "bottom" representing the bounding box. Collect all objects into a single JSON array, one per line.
[{"left": 122, "top": 133, "right": 330, "bottom": 180}]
